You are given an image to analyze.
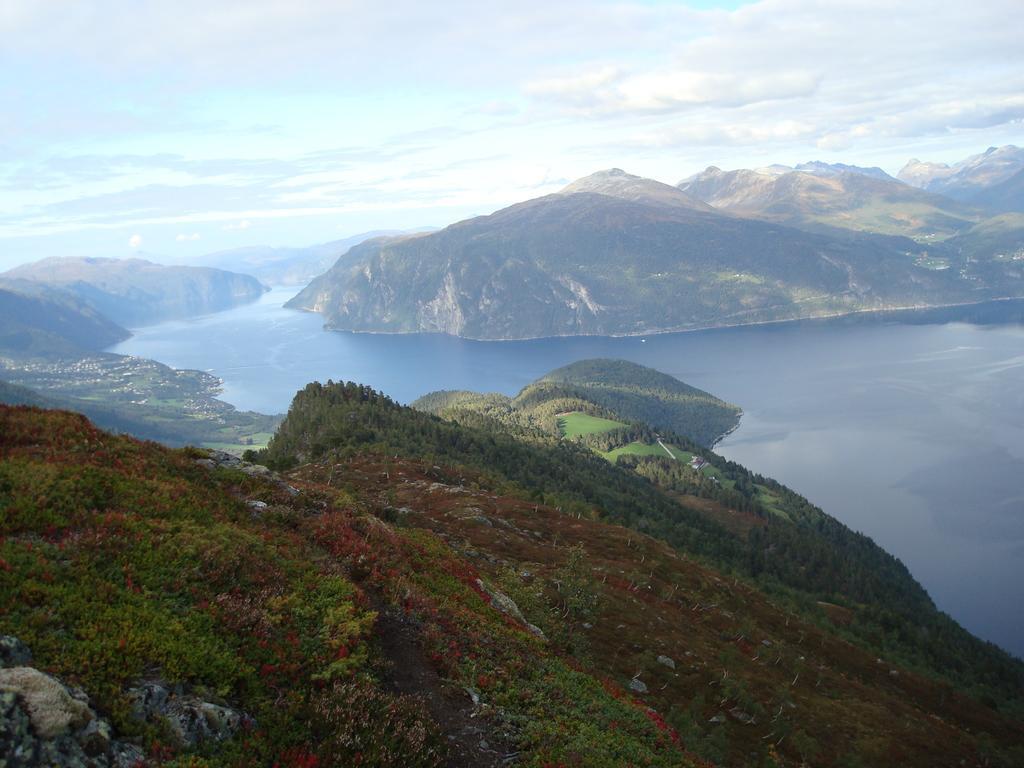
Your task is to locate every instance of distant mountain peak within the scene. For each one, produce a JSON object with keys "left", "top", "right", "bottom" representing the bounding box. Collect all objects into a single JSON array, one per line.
[
  {"left": 897, "top": 145, "right": 1024, "bottom": 207},
  {"left": 794, "top": 161, "right": 895, "bottom": 181},
  {"left": 562, "top": 168, "right": 715, "bottom": 212}
]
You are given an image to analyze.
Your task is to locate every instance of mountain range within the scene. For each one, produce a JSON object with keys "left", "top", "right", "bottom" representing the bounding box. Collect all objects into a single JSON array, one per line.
[
  {"left": 677, "top": 165, "right": 979, "bottom": 239},
  {"left": 898, "top": 145, "right": 1024, "bottom": 209},
  {"left": 288, "top": 163, "right": 1024, "bottom": 340},
  {"left": 1, "top": 256, "right": 267, "bottom": 327}
]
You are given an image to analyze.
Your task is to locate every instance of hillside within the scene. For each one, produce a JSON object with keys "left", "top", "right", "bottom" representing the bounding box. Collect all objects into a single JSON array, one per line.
[
  {"left": 0, "top": 369, "right": 279, "bottom": 451},
  {"left": 259, "top": 380, "right": 1024, "bottom": 765},
  {"left": 286, "top": 169, "right": 1019, "bottom": 340},
  {"left": 261, "top": 378, "right": 1024, "bottom": 723},
  {"left": 537, "top": 359, "right": 740, "bottom": 446},
  {"left": 677, "top": 166, "right": 979, "bottom": 240},
  {"left": 970, "top": 168, "right": 1024, "bottom": 214},
  {"left": 950, "top": 213, "right": 1024, "bottom": 261},
  {"left": 2, "top": 257, "right": 267, "bottom": 327},
  {"left": 3, "top": 400, "right": 1020, "bottom": 766},
  {"left": 0, "top": 283, "right": 130, "bottom": 359}
]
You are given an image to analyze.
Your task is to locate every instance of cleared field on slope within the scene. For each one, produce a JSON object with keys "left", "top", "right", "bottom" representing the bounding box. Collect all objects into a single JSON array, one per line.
[{"left": 557, "top": 411, "right": 626, "bottom": 438}]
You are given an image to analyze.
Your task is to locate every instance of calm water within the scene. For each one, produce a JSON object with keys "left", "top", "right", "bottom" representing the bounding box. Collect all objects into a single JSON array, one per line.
[{"left": 111, "top": 288, "right": 1024, "bottom": 657}]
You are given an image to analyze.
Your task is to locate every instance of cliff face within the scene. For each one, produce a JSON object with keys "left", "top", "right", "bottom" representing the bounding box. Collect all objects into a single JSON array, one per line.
[{"left": 2, "top": 257, "right": 267, "bottom": 327}]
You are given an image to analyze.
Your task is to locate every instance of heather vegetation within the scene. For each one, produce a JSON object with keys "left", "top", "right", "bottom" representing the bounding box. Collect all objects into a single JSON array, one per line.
[
  {"left": 269, "top": 370, "right": 1024, "bottom": 718},
  {"left": 0, "top": 405, "right": 699, "bottom": 766}
]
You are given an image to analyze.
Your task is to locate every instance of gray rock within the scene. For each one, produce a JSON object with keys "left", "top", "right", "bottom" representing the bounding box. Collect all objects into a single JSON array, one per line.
[
  {"left": 0, "top": 636, "right": 32, "bottom": 667},
  {"left": 0, "top": 662, "right": 145, "bottom": 768},
  {"left": 475, "top": 579, "right": 546, "bottom": 640},
  {"left": 708, "top": 713, "right": 726, "bottom": 724},
  {"left": 729, "top": 707, "right": 756, "bottom": 725},
  {"left": 246, "top": 500, "right": 268, "bottom": 511},
  {"left": 628, "top": 678, "right": 648, "bottom": 694},
  {"left": 127, "top": 680, "right": 252, "bottom": 749},
  {"left": 656, "top": 655, "right": 675, "bottom": 670}
]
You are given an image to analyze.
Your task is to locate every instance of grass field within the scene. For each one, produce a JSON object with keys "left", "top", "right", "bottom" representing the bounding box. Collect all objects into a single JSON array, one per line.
[
  {"left": 558, "top": 411, "right": 626, "bottom": 438},
  {"left": 602, "top": 440, "right": 688, "bottom": 463}
]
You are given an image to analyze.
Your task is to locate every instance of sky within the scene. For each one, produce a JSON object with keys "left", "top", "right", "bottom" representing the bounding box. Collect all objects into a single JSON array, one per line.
[{"left": 1, "top": 0, "right": 1022, "bottom": 270}]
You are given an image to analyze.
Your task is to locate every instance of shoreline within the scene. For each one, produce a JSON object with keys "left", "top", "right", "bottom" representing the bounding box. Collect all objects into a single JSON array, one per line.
[{"left": 311, "top": 294, "right": 1024, "bottom": 343}]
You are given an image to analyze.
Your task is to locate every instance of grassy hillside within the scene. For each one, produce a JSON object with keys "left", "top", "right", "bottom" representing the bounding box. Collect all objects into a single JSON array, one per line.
[
  {"left": 0, "top": 404, "right": 710, "bottom": 767},
  {"left": 4, "top": 404, "right": 1022, "bottom": 766},
  {"left": 262, "top": 378, "right": 1024, "bottom": 725}
]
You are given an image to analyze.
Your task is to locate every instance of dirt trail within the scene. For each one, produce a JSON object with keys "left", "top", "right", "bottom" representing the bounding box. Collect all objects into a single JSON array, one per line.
[{"left": 373, "top": 607, "right": 514, "bottom": 768}]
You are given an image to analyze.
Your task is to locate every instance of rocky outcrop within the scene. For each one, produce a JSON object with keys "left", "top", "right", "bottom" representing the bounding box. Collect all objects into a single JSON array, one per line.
[
  {"left": 127, "top": 681, "right": 253, "bottom": 749},
  {"left": 0, "top": 636, "right": 253, "bottom": 766},
  {"left": 0, "top": 647, "right": 145, "bottom": 768},
  {"left": 194, "top": 450, "right": 300, "bottom": 496},
  {"left": 474, "top": 579, "right": 546, "bottom": 639}
]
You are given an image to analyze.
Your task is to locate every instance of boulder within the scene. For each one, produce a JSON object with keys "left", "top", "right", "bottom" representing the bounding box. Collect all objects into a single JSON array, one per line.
[
  {"left": 656, "top": 655, "right": 676, "bottom": 670},
  {"left": 474, "top": 579, "right": 546, "bottom": 640},
  {"left": 0, "top": 667, "right": 92, "bottom": 739},
  {"left": 629, "top": 678, "right": 648, "bottom": 694}
]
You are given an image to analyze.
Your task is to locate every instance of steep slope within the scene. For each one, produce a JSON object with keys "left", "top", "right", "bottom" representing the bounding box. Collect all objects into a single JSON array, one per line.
[
  {"left": 263, "top": 379, "right": 1024, "bottom": 719},
  {"left": 246, "top": 380, "right": 1024, "bottom": 766},
  {"left": 898, "top": 145, "right": 1024, "bottom": 207},
  {"left": 3, "top": 257, "right": 267, "bottom": 327},
  {"left": 970, "top": 167, "right": 1024, "bottom": 214},
  {"left": 0, "top": 283, "right": 130, "bottom": 359},
  {"left": 678, "top": 166, "right": 978, "bottom": 239},
  {"left": 288, "top": 169, "right": 1005, "bottom": 340},
  {"left": 0, "top": 405, "right": 707, "bottom": 767}
]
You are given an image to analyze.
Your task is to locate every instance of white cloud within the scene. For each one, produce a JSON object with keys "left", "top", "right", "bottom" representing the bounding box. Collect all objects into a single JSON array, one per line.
[
  {"left": 2, "top": 0, "right": 1023, "bottom": 266},
  {"left": 128, "top": 233, "right": 142, "bottom": 248},
  {"left": 175, "top": 232, "right": 201, "bottom": 241}
]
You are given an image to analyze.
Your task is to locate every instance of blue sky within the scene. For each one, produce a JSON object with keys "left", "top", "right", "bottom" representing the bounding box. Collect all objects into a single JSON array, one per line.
[{"left": 1, "top": 0, "right": 1022, "bottom": 269}]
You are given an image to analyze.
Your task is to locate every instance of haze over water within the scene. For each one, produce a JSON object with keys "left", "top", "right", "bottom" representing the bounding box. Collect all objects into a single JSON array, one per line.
[{"left": 112, "top": 288, "right": 1024, "bottom": 657}]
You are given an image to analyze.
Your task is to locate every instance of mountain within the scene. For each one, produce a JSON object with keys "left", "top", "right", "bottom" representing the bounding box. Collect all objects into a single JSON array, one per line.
[
  {"left": 898, "top": 145, "right": 1024, "bottom": 208},
  {"left": 0, "top": 283, "right": 130, "bottom": 359},
  {"left": 678, "top": 165, "right": 978, "bottom": 239},
  {"left": 194, "top": 230, "right": 430, "bottom": 286},
  {"left": 970, "top": 167, "right": 1024, "bottom": 214},
  {"left": 794, "top": 160, "right": 896, "bottom": 181},
  {"left": 560, "top": 167, "right": 717, "bottom": 212},
  {"left": 2, "top": 256, "right": 267, "bottom": 327},
  {"left": 287, "top": 169, "right": 1020, "bottom": 340}
]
